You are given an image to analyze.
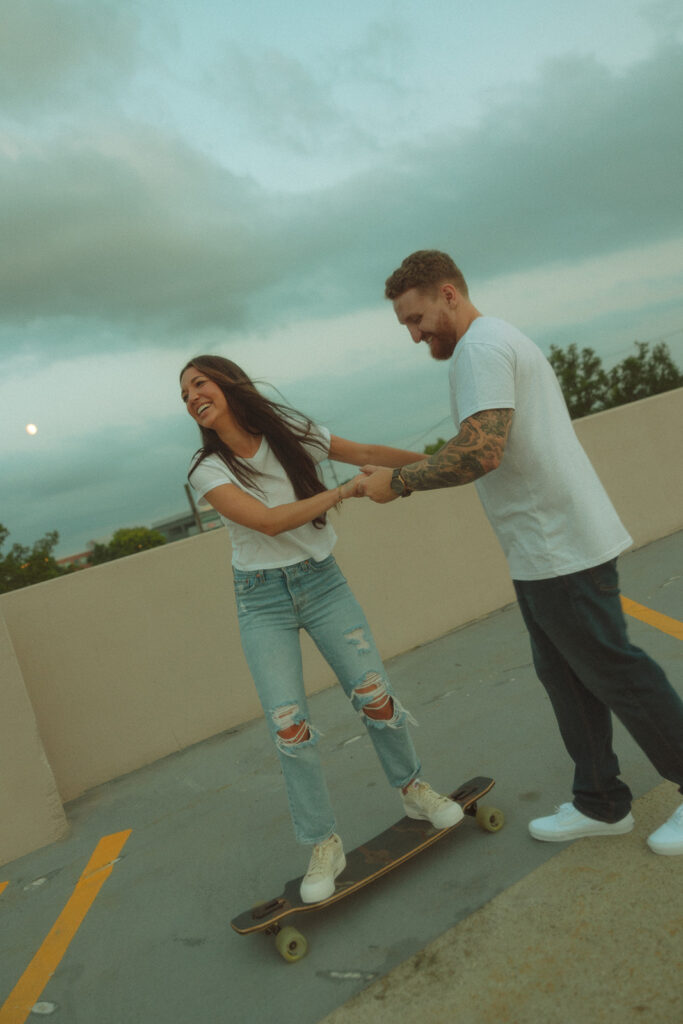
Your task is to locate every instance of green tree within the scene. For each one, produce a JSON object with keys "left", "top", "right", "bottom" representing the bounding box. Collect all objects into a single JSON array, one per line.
[
  {"left": 548, "top": 343, "right": 609, "bottom": 419},
  {"left": 605, "top": 341, "right": 683, "bottom": 409},
  {"left": 423, "top": 437, "right": 448, "bottom": 455},
  {"left": 549, "top": 340, "right": 682, "bottom": 419},
  {"left": 89, "top": 526, "right": 167, "bottom": 565},
  {"left": 0, "top": 524, "right": 70, "bottom": 594}
]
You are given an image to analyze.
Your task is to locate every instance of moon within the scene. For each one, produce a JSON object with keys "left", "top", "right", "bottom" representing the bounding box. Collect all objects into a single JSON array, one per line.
[{"left": 26, "top": 423, "right": 38, "bottom": 435}]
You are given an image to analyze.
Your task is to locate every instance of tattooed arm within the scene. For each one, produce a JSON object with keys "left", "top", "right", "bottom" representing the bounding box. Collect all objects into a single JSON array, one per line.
[
  {"left": 401, "top": 409, "right": 513, "bottom": 490},
  {"left": 359, "top": 409, "right": 513, "bottom": 503}
]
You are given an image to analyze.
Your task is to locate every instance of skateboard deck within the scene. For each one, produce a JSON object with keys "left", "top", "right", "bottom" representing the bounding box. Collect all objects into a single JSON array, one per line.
[{"left": 230, "top": 775, "right": 502, "bottom": 960}]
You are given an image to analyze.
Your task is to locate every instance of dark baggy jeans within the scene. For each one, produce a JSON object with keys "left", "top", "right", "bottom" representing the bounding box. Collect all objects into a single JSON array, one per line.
[{"left": 513, "top": 558, "right": 683, "bottom": 822}]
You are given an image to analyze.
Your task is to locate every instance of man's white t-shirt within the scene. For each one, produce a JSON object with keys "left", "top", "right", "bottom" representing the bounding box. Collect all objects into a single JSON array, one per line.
[
  {"left": 449, "top": 317, "right": 632, "bottom": 581},
  {"left": 188, "top": 425, "right": 336, "bottom": 570}
]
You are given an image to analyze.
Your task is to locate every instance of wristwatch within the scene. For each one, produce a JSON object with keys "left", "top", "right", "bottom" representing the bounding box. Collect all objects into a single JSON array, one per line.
[{"left": 391, "top": 468, "right": 413, "bottom": 497}]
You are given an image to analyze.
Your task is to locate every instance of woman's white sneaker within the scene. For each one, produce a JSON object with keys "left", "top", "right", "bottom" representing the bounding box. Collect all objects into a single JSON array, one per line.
[
  {"left": 300, "top": 833, "right": 346, "bottom": 903},
  {"left": 402, "top": 780, "right": 464, "bottom": 830},
  {"left": 647, "top": 804, "right": 683, "bottom": 855},
  {"left": 529, "top": 802, "right": 635, "bottom": 842}
]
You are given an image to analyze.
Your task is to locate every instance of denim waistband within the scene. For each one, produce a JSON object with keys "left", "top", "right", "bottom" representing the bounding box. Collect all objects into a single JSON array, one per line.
[{"left": 232, "top": 554, "right": 335, "bottom": 583}]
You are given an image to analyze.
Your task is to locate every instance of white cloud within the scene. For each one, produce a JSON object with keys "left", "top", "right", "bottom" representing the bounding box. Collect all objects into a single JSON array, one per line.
[
  {"left": 1, "top": 346, "right": 191, "bottom": 454},
  {"left": 225, "top": 307, "right": 416, "bottom": 387},
  {"left": 1, "top": 306, "right": 416, "bottom": 458},
  {"left": 479, "top": 236, "right": 683, "bottom": 343}
]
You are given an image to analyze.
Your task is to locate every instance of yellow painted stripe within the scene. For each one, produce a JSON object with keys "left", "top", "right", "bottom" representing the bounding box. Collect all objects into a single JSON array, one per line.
[
  {"left": 0, "top": 831, "right": 131, "bottom": 1024},
  {"left": 621, "top": 596, "right": 683, "bottom": 640},
  {"left": 0, "top": 882, "right": 8, "bottom": 897}
]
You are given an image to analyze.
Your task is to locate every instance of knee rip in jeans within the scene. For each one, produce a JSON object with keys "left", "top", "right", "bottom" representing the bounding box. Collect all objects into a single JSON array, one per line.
[
  {"left": 352, "top": 672, "right": 417, "bottom": 730},
  {"left": 271, "top": 702, "right": 318, "bottom": 758}
]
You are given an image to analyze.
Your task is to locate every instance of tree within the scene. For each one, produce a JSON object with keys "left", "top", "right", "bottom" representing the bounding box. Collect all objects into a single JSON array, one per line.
[
  {"left": 88, "top": 526, "right": 167, "bottom": 565},
  {"left": 606, "top": 342, "right": 683, "bottom": 409},
  {"left": 423, "top": 437, "right": 448, "bottom": 455},
  {"left": 548, "top": 340, "right": 682, "bottom": 419},
  {"left": 548, "top": 343, "right": 609, "bottom": 419},
  {"left": 0, "top": 524, "right": 70, "bottom": 594}
]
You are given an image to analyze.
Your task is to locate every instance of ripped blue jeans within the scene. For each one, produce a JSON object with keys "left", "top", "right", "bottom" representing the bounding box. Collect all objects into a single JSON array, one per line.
[{"left": 233, "top": 554, "right": 421, "bottom": 844}]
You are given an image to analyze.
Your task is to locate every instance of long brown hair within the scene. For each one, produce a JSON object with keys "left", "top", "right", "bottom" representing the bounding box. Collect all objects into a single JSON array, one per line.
[{"left": 181, "top": 355, "right": 328, "bottom": 527}]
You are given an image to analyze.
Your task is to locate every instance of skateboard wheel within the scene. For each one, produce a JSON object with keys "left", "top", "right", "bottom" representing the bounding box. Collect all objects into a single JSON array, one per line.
[
  {"left": 275, "top": 926, "right": 308, "bottom": 963},
  {"left": 476, "top": 805, "right": 505, "bottom": 832}
]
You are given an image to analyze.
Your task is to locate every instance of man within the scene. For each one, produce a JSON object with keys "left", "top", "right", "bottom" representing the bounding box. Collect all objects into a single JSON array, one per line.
[{"left": 360, "top": 249, "right": 683, "bottom": 855}]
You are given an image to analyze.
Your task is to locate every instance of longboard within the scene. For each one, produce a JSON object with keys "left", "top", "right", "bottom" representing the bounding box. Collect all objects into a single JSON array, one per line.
[{"left": 231, "top": 775, "right": 503, "bottom": 961}]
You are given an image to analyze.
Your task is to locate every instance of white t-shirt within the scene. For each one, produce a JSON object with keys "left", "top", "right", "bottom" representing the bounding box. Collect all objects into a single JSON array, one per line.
[
  {"left": 450, "top": 317, "right": 632, "bottom": 580},
  {"left": 188, "top": 424, "right": 337, "bottom": 570}
]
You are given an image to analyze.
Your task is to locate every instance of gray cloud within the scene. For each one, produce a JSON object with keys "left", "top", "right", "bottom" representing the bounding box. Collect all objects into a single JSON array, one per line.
[
  {"left": 640, "top": 0, "right": 683, "bottom": 40},
  {"left": 0, "top": 0, "right": 140, "bottom": 112},
  {"left": 273, "top": 42, "right": 683, "bottom": 310},
  {"left": 1, "top": 40, "right": 681, "bottom": 354},
  {"left": 204, "top": 18, "right": 414, "bottom": 158},
  {"left": 1, "top": 128, "right": 281, "bottom": 334},
  {"left": 2, "top": 352, "right": 451, "bottom": 557},
  {"left": 207, "top": 45, "right": 351, "bottom": 154},
  {"left": 3, "top": 5, "right": 681, "bottom": 561},
  {"left": 2, "top": 413, "right": 194, "bottom": 550}
]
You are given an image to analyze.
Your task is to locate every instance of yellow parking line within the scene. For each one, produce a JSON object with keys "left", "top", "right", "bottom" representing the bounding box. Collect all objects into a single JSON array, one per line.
[
  {"left": 0, "top": 830, "right": 131, "bottom": 1024},
  {"left": 0, "top": 882, "right": 8, "bottom": 898},
  {"left": 621, "top": 596, "right": 683, "bottom": 640}
]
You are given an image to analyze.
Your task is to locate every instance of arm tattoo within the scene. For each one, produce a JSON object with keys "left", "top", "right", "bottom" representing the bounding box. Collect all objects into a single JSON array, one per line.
[{"left": 401, "top": 409, "right": 513, "bottom": 492}]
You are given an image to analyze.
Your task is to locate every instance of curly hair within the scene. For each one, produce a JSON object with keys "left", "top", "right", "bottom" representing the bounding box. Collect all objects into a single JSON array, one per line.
[{"left": 385, "top": 250, "right": 469, "bottom": 300}]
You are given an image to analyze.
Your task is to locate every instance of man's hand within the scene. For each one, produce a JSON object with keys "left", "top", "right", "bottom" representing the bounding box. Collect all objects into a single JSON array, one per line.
[{"left": 358, "top": 465, "right": 397, "bottom": 503}]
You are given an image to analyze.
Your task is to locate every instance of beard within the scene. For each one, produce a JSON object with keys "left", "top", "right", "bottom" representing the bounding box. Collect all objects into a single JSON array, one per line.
[
  {"left": 427, "top": 337, "right": 455, "bottom": 360},
  {"left": 428, "top": 336, "right": 458, "bottom": 361},
  {"left": 425, "top": 311, "right": 458, "bottom": 360}
]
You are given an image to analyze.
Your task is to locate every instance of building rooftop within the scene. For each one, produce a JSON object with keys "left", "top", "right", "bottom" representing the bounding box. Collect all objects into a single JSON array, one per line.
[{"left": 1, "top": 530, "right": 681, "bottom": 1023}]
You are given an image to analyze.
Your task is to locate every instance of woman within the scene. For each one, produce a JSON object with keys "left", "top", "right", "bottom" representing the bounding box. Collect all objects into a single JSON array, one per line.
[{"left": 180, "top": 355, "right": 462, "bottom": 902}]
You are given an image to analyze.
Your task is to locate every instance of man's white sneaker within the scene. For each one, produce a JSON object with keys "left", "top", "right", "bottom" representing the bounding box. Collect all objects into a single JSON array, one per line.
[
  {"left": 402, "top": 780, "right": 464, "bottom": 830},
  {"left": 529, "top": 802, "right": 635, "bottom": 842},
  {"left": 647, "top": 803, "right": 683, "bottom": 856},
  {"left": 300, "top": 833, "right": 346, "bottom": 903}
]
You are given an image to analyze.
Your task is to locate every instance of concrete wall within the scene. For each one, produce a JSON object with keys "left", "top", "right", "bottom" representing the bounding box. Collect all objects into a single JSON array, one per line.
[
  {"left": 0, "top": 609, "right": 69, "bottom": 866},
  {"left": 1, "top": 388, "right": 681, "bottom": 866}
]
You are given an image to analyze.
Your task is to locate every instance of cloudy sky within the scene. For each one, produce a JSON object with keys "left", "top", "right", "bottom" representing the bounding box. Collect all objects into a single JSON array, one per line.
[{"left": 2, "top": 0, "right": 682, "bottom": 557}]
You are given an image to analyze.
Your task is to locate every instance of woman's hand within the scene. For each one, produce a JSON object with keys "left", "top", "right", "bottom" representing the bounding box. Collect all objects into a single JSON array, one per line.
[
  {"left": 357, "top": 466, "right": 396, "bottom": 503},
  {"left": 339, "top": 474, "right": 365, "bottom": 500}
]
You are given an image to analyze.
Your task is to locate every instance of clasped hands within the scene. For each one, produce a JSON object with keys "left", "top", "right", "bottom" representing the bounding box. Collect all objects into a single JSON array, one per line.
[{"left": 340, "top": 465, "right": 397, "bottom": 504}]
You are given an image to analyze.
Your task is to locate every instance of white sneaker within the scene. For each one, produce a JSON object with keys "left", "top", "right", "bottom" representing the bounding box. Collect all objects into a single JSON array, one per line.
[
  {"left": 529, "top": 802, "right": 635, "bottom": 842},
  {"left": 647, "top": 803, "right": 683, "bottom": 856},
  {"left": 402, "top": 780, "right": 464, "bottom": 830},
  {"left": 300, "top": 833, "right": 346, "bottom": 903}
]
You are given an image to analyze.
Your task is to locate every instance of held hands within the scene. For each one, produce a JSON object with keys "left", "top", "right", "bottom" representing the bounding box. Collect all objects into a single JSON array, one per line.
[
  {"left": 358, "top": 465, "right": 397, "bottom": 503},
  {"left": 338, "top": 473, "right": 366, "bottom": 500},
  {"left": 336, "top": 468, "right": 396, "bottom": 503}
]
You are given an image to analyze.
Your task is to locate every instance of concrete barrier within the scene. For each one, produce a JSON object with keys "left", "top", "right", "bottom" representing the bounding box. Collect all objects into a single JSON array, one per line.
[
  {"left": 1, "top": 388, "right": 681, "bottom": 866},
  {"left": 0, "top": 609, "right": 68, "bottom": 866}
]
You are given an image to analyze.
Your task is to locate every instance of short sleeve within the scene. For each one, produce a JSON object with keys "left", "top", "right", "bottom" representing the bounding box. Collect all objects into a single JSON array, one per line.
[
  {"left": 453, "top": 340, "right": 517, "bottom": 424},
  {"left": 188, "top": 456, "right": 236, "bottom": 501}
]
